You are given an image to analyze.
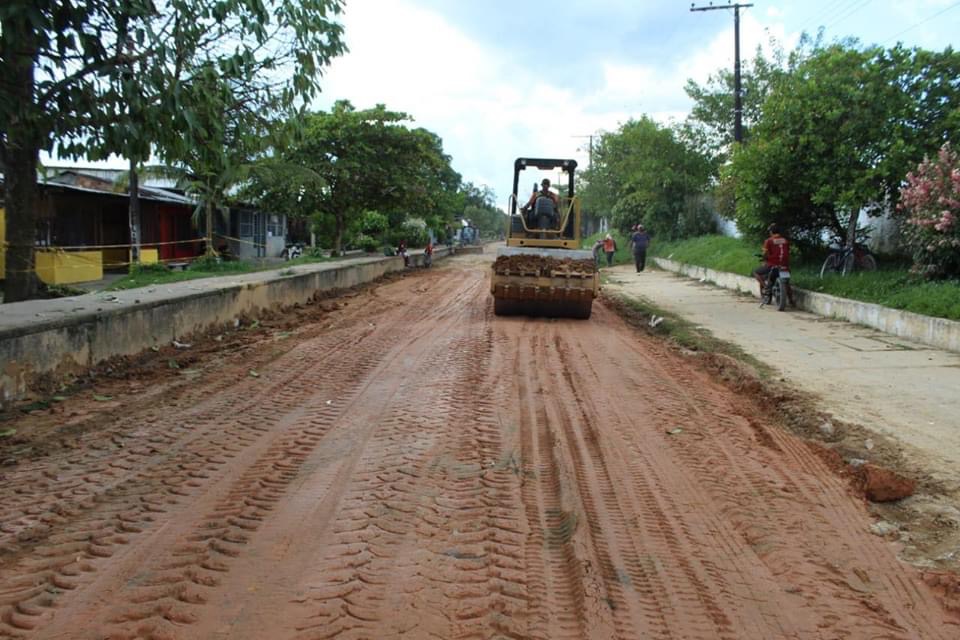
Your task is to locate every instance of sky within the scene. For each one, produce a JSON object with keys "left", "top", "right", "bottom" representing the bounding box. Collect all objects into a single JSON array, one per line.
[
  {"left": 312, "top": 0, "right": 960, "bottom": 205},
  {"left": 48, "top": 0, "right": 959, "bottom": 209}
]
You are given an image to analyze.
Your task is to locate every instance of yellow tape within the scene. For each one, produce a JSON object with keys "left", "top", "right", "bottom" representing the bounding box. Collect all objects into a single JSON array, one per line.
[{"left": 214, "top": 233, "right": 265, "bottom": 249}]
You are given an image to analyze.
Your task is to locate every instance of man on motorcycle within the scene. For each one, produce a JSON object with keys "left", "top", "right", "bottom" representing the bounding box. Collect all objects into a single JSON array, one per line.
[{"left": 753, "top": 223, "right": 796, "bottom": 306}]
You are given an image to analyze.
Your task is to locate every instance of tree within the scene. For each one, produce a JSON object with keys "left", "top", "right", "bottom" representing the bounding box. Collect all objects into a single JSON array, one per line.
[
  {"left": 729, "top": 43, "right": 960, "bottom": 245},
  {"left": 684, "top": 34, "right": 818, "bottom": 165},
  {"left": 579, "top": 117, "right": 714, "bottom": 240},
  {"left": 457, "top": 182, "right": 504, "bottom": 238},
  {"left": 245, "top": 102, "right": 461, "bottom": 254},
  {"left": 898, "top": 143, "right": 960, "bottom": 278},
  {"left": 1, "top": 0, "right": 346, "bottom": 302}
]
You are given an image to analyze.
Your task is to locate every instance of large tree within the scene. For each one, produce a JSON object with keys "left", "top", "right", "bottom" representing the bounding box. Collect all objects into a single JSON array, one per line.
[
  {"left": 1, "top": 0, "right": 345, "bottom": 302},
  {"left": 579, "top": 117, "right": 714, "bottom": 240},
  {"left": 457, "top": 182, "right": 504, "bottom": 238},
  {"left": 245, "top": 102, "right": 461, "bottom": 254},
  {"left": 729, "top": 43, "right": 960, "bottom": 244}
]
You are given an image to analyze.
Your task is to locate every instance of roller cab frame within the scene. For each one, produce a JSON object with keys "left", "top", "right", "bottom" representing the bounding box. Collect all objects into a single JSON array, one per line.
[{"left": 506, "top": 158, "right": 583, "bottom": 249}]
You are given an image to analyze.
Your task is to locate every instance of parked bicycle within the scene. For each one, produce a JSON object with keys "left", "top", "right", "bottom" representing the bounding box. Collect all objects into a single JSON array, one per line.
[{"left": 819, "top": 234, "right": 877, "bottom": 278}]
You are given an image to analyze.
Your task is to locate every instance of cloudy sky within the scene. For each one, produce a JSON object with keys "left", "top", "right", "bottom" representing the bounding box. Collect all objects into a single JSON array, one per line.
[{"left": 314, "top": 0, "right": 960, "bottom": 203}]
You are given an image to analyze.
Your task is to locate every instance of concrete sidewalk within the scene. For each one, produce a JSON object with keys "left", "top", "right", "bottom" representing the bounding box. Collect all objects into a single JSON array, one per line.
[
  {"left": 0, "top": 254, "right": 393, "bottom": 335},
  {"left": 605, "top": 266, "right": 960, "bottom": 489}
]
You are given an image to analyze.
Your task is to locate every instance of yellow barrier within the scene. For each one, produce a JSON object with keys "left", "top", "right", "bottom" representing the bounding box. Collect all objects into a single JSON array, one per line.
[
  {"left": 140, "top": 248, "right": 159, "bottom": 264},
  {"left": 35, "top": 250, "right": 103, "bottom": 285}
]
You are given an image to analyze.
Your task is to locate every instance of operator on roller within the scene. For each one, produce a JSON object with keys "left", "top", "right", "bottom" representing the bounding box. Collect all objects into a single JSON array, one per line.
[{"left": 522, "top": 179, "right": 559, "bottom": 230}]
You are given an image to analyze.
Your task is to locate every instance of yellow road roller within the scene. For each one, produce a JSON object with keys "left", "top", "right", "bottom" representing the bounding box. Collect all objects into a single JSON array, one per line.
[{"left": 491, "top": 158, "right": 599, "bottom": 319}]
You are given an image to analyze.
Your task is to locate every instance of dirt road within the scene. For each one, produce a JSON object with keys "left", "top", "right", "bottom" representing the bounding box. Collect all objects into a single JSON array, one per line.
[{"left": 0, "top": 253, "right": 955, "bottom": 639}]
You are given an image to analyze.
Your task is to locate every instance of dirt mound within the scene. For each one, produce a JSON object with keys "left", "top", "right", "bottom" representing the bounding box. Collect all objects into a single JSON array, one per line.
[
  {"left": 856, "top": 463, "right": 917, "bottom": 502},
  {"left": 493, "top": 254, "right": 595, "bottom": 276}
]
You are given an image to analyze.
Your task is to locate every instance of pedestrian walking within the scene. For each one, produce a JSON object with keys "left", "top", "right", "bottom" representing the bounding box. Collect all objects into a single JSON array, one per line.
[
  {"left": 602, "top": 233, "right": 617, "bottom": 267},
  {"left": 631, "top": 225, "right": 650, "bottom": 272},
  {"left": 592, "top": 238, "right": 604, "bottom": 268}
]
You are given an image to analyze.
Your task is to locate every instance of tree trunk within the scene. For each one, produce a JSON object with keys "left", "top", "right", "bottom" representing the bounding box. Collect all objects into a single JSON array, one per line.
[
  {"left": 128, "top": 159, "right": 141, "bottom": 265},
  {"left": 846, "top": 209, "right": 859, "bottom": 250},
  {"left": 205, "top": 200, "right": 215, "bottom": 256},
  {"left": 3, "top": 136, "right": 40, "bottom": 303},
  {"left": 2, "top": 14, "right": 40, "bottom": 303},
  {"left": 334, "top": 213, "right": 344, "bottom": 257}
]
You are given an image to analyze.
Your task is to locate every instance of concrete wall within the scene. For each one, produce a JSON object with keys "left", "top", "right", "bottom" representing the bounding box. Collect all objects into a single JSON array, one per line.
[
  {"left": 653, "top": 257, "right": 960, "bottom": 354},
  {"left": 0, "top": 257, "right": 408, "bottom": 406}
]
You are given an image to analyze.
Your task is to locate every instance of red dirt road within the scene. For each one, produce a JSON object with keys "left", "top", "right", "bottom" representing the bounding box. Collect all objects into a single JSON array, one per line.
[{"left": 0, "top": 254, "right": 955, "bottom": 639}]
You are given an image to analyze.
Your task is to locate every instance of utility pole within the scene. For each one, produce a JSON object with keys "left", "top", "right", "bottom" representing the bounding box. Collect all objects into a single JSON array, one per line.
[{"left": 690, "top": 2, "right": 753, "bottom": 143}]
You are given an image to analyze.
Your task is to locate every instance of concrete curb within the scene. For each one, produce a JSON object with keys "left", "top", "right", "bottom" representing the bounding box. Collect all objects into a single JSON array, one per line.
[
  {"left": 652, "top": 257, "right": 960, "bottom": 354},
  {"left": 0, "top": 248, "right": 457, "bottom": 406}
]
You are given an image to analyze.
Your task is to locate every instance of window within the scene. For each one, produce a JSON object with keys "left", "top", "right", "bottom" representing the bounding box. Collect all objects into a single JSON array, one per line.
[
  {"left": 267, "top": 214, "right": 283, "bottom": 238},
  {"left": 239, "top": 211, "right": 253, "bottom": 238}
]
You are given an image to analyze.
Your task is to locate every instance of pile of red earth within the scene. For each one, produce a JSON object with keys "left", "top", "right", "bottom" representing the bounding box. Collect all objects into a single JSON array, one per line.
[{"left": 493, "top": 254, "right": 595, "bottom": 276}]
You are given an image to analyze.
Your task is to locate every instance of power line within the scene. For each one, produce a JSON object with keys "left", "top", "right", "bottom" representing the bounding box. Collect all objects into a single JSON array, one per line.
[
  {"left": 798, "top": 0, "right": 858, "bottom": 34},
  {"left": 884, "top": 1, "right": 960, "bottom": 45},
  {"left": 824, "top": 0, "right": 873, "bottom": 32}
]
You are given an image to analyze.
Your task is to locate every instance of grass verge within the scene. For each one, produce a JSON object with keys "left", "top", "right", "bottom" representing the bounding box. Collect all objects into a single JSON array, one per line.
[
  {"left": 107, "top": 254, "right": 335, "bottom": 291},
  {"left": 651, "top": 234, "right": 960, "bottom": 321}
]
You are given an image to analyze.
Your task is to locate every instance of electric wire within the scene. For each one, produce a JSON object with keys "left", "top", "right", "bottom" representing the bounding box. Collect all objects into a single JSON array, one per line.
[
  {"left": 824, "top": 0, "right": 874, "bottom": 32},
  {"left": 883, "top": 1, "right": 960, "bottom": 45}
]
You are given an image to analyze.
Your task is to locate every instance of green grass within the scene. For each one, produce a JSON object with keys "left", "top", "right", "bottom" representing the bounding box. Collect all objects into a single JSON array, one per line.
[
  {"left": 650, "top": 234, "right": 960, "bottom": 321},
  {"left": 107, "top": 254, "right": 333, "bottom": 291}
]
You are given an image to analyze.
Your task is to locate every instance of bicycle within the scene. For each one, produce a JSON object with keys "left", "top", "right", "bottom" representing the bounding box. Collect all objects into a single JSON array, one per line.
[{"left": 819, "top": 235, "right": 877, "bottom": 278}]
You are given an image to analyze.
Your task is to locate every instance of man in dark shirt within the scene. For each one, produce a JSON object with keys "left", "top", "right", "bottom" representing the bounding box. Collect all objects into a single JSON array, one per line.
[{"left": 630, "top": 224, "right": 650, "bottom": 272}]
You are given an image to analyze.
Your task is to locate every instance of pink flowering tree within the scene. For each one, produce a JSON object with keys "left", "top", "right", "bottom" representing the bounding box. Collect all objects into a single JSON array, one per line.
[{"left": 898, "top": 143, "right": 960, "bottom": 278}]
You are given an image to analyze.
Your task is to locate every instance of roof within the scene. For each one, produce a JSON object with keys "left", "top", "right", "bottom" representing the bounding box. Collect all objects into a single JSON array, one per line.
[{"left": 42, "top": 176, "right": 197, "bottom": 206}]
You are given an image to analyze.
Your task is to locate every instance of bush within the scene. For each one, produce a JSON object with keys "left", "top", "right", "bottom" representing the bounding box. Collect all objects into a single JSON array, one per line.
[
  {"left": 387, "top": 218, "right": 430, "bottom": 248},
  {"left": 898, "top": 143, "right": 960, "bottom": 279},
  {"left": 355, "top": 233, "right": 380, "bottom": 253},
  {"left": 357, "top": 210, "right": 388, "bottom": 236},
  {"left": 187, "top": 255, "right": 249, "bottom": 273}
]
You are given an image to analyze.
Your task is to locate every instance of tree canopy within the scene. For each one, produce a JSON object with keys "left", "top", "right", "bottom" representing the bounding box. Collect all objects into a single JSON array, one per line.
[
  {"left": 726, "top": 43, "right": 960, "bottom": 244},
  {"left": 579, "top": 116, "right": 715, "bottom": 240},
  {"left": 1, "top": 0, "right": 346, "bottom": 301},
  {"left": 243, "top": 101, "right": 461, "bottom": 254}
]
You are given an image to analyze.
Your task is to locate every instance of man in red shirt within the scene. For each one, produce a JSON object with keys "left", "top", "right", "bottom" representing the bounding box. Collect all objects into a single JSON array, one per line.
[{"left": 753, "top": 223, "right": 795, "bottom": 306}]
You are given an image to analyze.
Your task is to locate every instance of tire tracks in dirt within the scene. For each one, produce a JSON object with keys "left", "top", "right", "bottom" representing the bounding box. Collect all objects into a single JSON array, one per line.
[{"left": 0, "top": 255, "right": 955, "bottom": 639}]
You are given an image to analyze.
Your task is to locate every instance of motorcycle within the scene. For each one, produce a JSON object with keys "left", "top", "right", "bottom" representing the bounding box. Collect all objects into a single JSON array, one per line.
[
  {"left": 282, "top": 243, "right": 304, "bottom": 261},
  {"left": 760, "top": 265, "right": 791, "bottom": 311}
]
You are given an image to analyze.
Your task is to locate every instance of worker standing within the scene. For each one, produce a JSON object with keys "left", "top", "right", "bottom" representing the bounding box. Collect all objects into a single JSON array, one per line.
[
  {"left": 592, "top": 238, "right": 604, "bottom": 268},
  {"left": 602, "top": 233, "right": 617, "bottom": 267}
]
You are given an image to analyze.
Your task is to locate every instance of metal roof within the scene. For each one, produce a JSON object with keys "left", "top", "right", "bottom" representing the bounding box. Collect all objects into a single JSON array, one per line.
[{"left": 42, "top": 179, "right": 197, "bottom": 206}]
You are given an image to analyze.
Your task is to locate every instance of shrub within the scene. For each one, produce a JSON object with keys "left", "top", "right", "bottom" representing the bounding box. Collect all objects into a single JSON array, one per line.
[
  {"left": 355, "top": 233, "right": 380, "bottom": 253},
  {"left": 898, "top": 143, "right": 960, "bottom": 278},
  {"left": 387, "top": 218, "right": 430, "bottom": 248},
  {"left": 357, "top": 210, "right": 388, "bottom": 236}
]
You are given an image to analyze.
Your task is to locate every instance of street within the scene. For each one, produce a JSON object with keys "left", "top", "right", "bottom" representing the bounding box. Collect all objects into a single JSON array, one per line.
[{"left": 0, "top": 253, "right": 955, "bottom": 639}]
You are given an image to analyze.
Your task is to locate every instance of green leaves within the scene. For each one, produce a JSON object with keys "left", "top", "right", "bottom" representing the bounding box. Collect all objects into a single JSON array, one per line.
[
  {"left": 245, "top": 101, "right": 459, "bottom": 253},
  {"left": 579, "top": 117, "right": 714, "bottom": 240},
  {"left": 729, "top": 43, "right": 960, "bottom": 244}
]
